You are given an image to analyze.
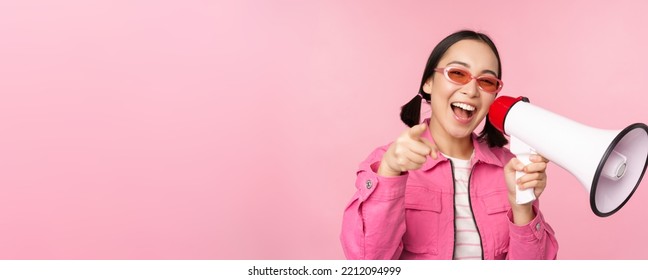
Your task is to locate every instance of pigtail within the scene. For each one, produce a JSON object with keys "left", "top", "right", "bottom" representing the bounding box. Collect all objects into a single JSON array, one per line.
[{"left": 400, "top": 94, "right": 423, "bottom": 127}]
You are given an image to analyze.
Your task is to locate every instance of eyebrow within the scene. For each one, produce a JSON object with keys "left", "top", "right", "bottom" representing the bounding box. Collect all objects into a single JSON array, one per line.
[{"left": 445, "top": 61, "right": 498, "bottom": 77}]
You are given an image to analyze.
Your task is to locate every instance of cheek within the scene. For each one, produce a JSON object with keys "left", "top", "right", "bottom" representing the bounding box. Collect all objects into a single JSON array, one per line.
[
  {"left": 481, "top": 96, "right": 496, "bottom": 112},
  {"left": 430, "top": 93, "right": 451, "bottom": 112},
  {"left": 429, "top": 100, "right": 446, "bottom": 117},
  {"left": 430, "top": 88, "right": 453, "bottom": 107}
]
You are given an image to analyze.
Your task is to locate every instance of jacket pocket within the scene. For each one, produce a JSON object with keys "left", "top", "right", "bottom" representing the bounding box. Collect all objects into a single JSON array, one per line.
[
  {"left": 480, "top": 191, "right": 510, "bottom": 256},
  {"left": 402, "top": 186, "right": 442, "bottom": 255}
]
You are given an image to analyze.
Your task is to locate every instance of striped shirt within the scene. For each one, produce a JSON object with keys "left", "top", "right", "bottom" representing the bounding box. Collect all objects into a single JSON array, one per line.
[{"left": 443, "top": 153, "right": 482, "bottom": 260}]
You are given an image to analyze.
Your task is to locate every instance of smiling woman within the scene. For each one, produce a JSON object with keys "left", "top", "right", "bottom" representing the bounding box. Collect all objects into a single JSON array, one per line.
[{"left": 340, "top": 30, "right": 558, "bottom": 260}]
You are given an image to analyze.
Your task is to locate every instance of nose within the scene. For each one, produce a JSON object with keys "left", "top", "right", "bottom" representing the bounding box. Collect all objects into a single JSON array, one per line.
[{"left": 460, "top": 77, "right": 480, "bottom": 98}]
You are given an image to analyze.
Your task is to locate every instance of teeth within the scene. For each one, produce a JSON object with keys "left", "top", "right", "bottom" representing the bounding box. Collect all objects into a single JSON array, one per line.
[{"left": 452, "top": 102, "right": 475, "bottom": 111}]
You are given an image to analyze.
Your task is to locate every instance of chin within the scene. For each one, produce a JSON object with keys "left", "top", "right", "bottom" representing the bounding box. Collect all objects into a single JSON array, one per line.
[{"left": 447, "top": 125, "right": 476, "bottom": 139}]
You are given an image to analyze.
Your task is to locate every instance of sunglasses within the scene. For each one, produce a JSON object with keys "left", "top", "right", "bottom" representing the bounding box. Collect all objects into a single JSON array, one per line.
[{"left": 434, "top": 66, "right": 503, "bottom": 94}]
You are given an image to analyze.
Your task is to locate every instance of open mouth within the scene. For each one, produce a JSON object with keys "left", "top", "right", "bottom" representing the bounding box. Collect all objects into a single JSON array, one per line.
[{"left": 451, "top": 102, "right": 476, "bottom": 123}]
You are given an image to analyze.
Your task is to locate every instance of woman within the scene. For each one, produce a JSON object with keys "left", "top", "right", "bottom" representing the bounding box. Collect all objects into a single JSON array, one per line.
[{"left": 340, "top": 30, "right": 558, "bottom": 260}]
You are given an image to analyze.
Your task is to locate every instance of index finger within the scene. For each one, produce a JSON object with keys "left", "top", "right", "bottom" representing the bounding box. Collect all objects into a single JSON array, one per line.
[{"left": 420, "top": 138, "right": 439, "bottom": 159}]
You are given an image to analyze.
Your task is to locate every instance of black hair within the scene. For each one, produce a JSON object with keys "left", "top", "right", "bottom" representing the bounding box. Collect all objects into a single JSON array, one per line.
[{"left": 399, "top": 30, "right": 508, "bottom": 147}]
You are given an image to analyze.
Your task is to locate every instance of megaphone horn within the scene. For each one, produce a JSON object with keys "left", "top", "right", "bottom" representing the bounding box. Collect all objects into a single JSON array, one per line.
[{"left": 489, "top": 96, "right": 648, "bottom": 217}]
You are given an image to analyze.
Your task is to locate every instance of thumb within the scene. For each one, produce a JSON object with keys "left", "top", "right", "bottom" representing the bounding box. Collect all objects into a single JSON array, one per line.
[
  {"left": 420, "top": 138, "right": 439, "bottom": 160},
  {"left": 408, "top": 123, "right": 427, "bottom": 140},
  {"left": 504, "top": 157, "right": 525, "bottom": 174},
  {"left": 503, "top": 158, "right": 519, "bottom": 187}
]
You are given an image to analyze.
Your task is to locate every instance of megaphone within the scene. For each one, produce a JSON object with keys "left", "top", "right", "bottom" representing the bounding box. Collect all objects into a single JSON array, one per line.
[{"left": 488, "top": 96, "right": 648, "bottom": 217}]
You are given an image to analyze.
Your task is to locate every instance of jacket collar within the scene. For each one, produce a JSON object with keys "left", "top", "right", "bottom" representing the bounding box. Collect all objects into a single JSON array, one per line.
[{"left": 419, "top": 118, "right": 505, "bottom": 171}]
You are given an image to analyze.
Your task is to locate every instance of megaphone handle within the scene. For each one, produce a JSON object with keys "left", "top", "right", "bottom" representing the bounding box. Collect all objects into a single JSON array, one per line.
[
  {"left": 515, "top": 153, "right": 537, "bottom": 204},
  {"left": 510, "top": 136, "right": 537, "bottom": 204}
]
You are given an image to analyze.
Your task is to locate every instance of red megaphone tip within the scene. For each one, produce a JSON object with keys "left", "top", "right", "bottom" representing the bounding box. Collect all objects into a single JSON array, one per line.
[{"left": 488, "top": 96, "right": 527, "bottom": 135}]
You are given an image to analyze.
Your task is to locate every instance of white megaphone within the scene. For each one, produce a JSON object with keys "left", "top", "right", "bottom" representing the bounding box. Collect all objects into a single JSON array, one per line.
[{"left": 488, "top": 96, "right": 648, "bottom": 217}]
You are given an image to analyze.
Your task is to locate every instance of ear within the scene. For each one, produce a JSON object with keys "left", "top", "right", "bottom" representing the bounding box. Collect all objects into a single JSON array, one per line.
[{"left": 422, "top": 77, "right": 433, "bottom": 94}]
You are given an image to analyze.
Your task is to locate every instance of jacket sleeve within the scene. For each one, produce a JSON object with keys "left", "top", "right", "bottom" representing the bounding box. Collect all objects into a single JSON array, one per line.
[
  {"left": 340, "top": 146, "right": 408, "bottom": 259},
  {"left": 495, "top": 147, "right": 558, "bottom": 259},
  {"left": 505, "top": 202, "right": 559, "bottom": 259}
]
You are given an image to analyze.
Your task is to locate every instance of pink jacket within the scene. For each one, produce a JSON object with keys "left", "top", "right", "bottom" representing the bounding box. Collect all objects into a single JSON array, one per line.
[{"left": 340, "top": 123, "right": 559, "bottom": 260}]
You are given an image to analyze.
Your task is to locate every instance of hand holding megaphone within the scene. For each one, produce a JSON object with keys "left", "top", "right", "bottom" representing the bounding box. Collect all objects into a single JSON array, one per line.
[
  {"left": 378, "top": 123, "right": 439, "bottom": 177},
  {"left": 503, "top": 152, "right": 550, "bottom": 205}
]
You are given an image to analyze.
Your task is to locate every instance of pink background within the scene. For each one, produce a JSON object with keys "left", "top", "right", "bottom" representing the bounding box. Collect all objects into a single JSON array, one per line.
[{"left": 0, "top": 0, "right": 647, "bottom": 259}]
